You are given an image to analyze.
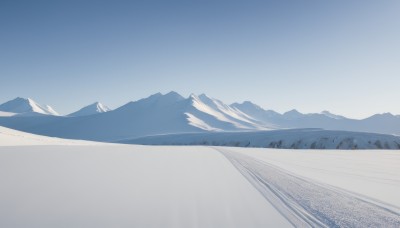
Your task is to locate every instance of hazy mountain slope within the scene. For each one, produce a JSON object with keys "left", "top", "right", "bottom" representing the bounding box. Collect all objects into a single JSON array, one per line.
[
  {"left": 230, "top": 102, "right": 350, "bottom": 130},
  {"left": 321, "top": 110, "right": 345, "bottom": 119},
  {"left": 232, "top": 101, "right": 400, "bottom": 135},
  {"left": 273, "top": 113, "right": 400, "bottom": 135}
]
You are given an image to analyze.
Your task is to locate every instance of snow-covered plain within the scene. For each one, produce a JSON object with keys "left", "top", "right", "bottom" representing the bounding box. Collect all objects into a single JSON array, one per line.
[
  {"left": 219, "top": 147, "right": 400, "bottom": 227},
  {"left": 1, "top": 127, "right": 399, "bottom": 227},
  {"left": 227, "top": 147, "right": 400, "bottom": 208},
  {"left": 0, "top": 127, "right": 290, "bottom": 228}
]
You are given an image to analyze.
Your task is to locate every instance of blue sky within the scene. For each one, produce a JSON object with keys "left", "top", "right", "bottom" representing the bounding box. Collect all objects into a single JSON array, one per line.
[{"left": 1, "top": 0, "right": 399, "bottom": 118}]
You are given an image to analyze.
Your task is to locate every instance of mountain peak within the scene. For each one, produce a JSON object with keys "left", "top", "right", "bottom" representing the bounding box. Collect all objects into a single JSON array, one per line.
[
  {"left": 381, "top": 112, "right": 394, "bottom": 116},
  {"left": 284, "top": 109, "right": 301, "bottom": 114},
  {"left": 163, "top": 91, "right": 184, "bottom": 101},
  {"left": 69, "top": 102, "right": 111, "bottom": 117},
  {"left": 232, "top": 101, "right": 264, "bottom": 111},
  {"left": 164, "top": 91, "right": 180, "bottom": 96},
  {"left": 0, "top": 97, "right": 58, "bottom": 115},
  {"left": 371, "top": 112, "right": 396, "bottom": 119},
  {"left": 242, "top": 101, "right": 256, "bottom": 105},
  {"left": 148, "top": 92, "right": 163, "bottom": 99},
  {"left": 283, "top": 109, "right": 303, "bottom": 119},
  {"left": 198, "top": 93, "right": 217, "bottom": 103},
  {"left": 198, "top": 93, "right": 209, "bottom": 99},
  {"left": 321, "top": 110, "right": 345, "bottom": 120},
  {"left": 92, "top": 102, "right": 110, "bottom": 112},
  {"left": 189, "top": 93, "right": 199, "bottom": 100}
]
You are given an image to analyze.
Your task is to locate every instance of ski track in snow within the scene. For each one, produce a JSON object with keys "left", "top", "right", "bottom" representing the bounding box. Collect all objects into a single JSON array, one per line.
[{"left": 215, "top": 147, "right": 400, "bottom": 227}]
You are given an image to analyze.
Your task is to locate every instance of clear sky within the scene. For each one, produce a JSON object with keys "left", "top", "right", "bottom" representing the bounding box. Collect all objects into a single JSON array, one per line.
[{"left": 1, "top": 0, "right": 399, "bottom": 118}]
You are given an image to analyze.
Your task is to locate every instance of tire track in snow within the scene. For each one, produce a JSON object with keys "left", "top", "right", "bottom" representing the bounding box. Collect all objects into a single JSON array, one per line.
[{"left": 215, "top": 147, "right": 400, "bottom": 227}]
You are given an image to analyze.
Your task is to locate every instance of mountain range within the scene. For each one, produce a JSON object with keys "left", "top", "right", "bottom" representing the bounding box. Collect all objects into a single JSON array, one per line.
[{"left": 0, "top": 91, "right": 399, "bottom": 142}]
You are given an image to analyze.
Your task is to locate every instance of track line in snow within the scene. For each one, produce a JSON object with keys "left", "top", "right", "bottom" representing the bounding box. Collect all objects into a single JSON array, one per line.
[{"left": 215, "top": 147, "right": 400, "bottom": 227}]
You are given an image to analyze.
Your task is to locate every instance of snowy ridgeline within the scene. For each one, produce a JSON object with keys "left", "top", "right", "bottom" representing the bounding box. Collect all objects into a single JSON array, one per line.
[
  {"left": 1, "top": 92, "right": 400, "bottom": 142},
  {"left": 121, "top": 129, "right": 400, "bottom": 149}
]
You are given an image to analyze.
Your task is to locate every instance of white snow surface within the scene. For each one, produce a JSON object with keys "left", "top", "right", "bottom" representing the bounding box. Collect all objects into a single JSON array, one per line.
[
  {"left": 0, "top": 129, "right": 399, "bottom": 227},
  {"left": 0, "top": 145, "right": 290, "bottom": 227},
  {"left": 218, "top": 147, "right": 400, "bottom": 227},
  {"left": 0, "top": 126, "right": 98, "bottom": 146},
  {"left": 227, "top": 147, "right": 400, "bottom": 208},
  {"left": 68, "top": 102, "right": 111, "bottom": 116}
]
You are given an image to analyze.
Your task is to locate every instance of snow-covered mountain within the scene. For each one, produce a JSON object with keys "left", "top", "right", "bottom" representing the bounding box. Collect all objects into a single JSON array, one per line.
[
  {"left": 186, "top": 93, "right": 269, "bottom": 131},
  {"left": 230, "top": 101, "right": 280, "bottom": 127},
  {"left": 0, "top": 92, "right": 272, "bottom": 141},
  {"left": 321, "top": 110, "right": 345, "bottom": 120},
  {"left": 0, "top": 92, "right": 399, "bottom": 142},
  {"left": 69, "top": 102, "right": 111, "bottom": 116},
  {"left": 0, "top": 97, "right": 59, "bottom": 116},
  {"left": 121, "top": 129, "right": 400, "bottom": 150},
  {"left": 231, "top": 103, "right": 400, "bottom": 135}
]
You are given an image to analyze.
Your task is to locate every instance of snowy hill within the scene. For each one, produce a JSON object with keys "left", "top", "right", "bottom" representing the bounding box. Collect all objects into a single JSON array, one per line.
[
  {"left": 0, "top": 97, "right": 59, "bottom": 116},
  {"left": 0, "top": 126, "right": 97, "bottom": 146},
  {"left": 68, "top": 102, "right": 111, "bottom": 116},
  {"left": 120, "top": 129, "right": 400, "bottom": 149}
]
